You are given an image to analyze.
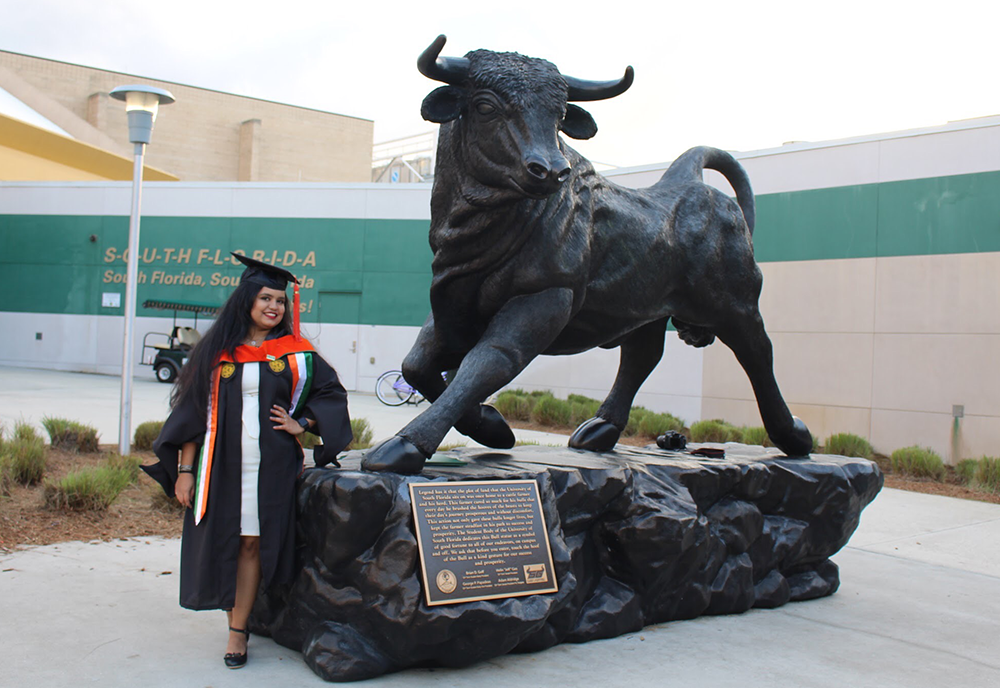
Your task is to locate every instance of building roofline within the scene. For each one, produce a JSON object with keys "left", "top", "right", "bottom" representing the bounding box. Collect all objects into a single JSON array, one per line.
[
  {"left": 0, "top": 113, "right": 178, "bottom": 181},
  {"left": 604, "top": 115, "right": 1000, "bottom": 177},
  {"left": 0, "top": 49, "right": 374, "bottom": 124}
]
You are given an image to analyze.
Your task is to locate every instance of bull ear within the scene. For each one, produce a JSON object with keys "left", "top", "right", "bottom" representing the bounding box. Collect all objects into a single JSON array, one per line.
[
  {"left": 421, "top": 86, "right": 465, "bottom": 123},
  {"left": 560, "top": 104, "right": 598, "bottom": 140}
]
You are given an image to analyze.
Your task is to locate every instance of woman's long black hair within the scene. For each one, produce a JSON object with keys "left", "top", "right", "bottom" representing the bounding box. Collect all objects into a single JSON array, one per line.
[{"left": 171, "top": 279, "right": 292, "bottom": 416}]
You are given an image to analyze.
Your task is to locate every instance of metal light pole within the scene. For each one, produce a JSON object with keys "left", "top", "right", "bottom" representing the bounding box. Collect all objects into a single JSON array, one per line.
[{"left": 110, "top": 85, "right": 175, "bottom": 456}]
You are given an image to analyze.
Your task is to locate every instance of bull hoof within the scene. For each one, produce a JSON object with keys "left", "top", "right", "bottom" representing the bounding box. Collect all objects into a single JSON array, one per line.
[
  {"left": 772, "top": 417, "right": 814, "bottom": 457},
  {"left": 361, "top": 436, "right": 428, "bottom": 475},
  {"left": 569, "top": 417, "right": 621, "bottom": 452},
  {"left": 455, "top": 405, "right": 515, "bottom": 449}
]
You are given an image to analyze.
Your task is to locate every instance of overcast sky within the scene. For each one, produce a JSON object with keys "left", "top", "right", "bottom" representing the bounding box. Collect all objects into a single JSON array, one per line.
[{"left": 3, "top": 0, "right": 997, "bottom": 168}]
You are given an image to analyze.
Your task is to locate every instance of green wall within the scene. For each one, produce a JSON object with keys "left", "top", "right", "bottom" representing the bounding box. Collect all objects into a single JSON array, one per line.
[
  {"left": 0, "top": 215, "right": 433, "bottom": 325},
  {"left": 2, "top": 168, "right": 998, "bottom": 323},
  {"left": 753, "top": 169, "right": 1000, "bottom": 262}
]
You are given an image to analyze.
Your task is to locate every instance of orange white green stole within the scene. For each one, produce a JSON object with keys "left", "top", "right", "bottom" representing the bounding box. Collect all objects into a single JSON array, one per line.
[{"left": 192, "top": 335, "right": 315, "bottom": 525}]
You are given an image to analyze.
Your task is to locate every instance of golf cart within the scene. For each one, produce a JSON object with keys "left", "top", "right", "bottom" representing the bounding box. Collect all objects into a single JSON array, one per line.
[{"left": 141, "top": 299, "right": 218, "bottom": 383}]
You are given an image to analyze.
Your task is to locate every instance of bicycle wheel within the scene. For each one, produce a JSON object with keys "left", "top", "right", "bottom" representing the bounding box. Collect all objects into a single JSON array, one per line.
[{"left": 376, "top": 370, "right": 413, "bottom": 406}]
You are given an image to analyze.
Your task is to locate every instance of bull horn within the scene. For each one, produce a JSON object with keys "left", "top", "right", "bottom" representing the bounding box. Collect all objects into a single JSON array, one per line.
[
  {"left": 565, "top": 66, "right": 635, "bottom": 102},
  {"left": 417, "top": 34, "right": 470, "bottom": 85}
]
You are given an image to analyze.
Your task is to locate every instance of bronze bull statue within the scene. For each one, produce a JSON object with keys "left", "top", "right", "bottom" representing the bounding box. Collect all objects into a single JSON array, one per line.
[{"left": 362, "top": 35, "right": 813, "bottom": 474}]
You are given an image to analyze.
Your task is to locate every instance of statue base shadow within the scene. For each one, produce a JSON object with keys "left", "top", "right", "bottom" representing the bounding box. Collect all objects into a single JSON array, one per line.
[{"left": 251, "top": 443, "right": 883, "bottom": 682}]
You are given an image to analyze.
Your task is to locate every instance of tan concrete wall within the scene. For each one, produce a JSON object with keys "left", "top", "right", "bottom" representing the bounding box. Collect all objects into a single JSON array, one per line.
[
  {"left": 702, "top": 253, "right": 1000, "bottom": 462},
  {"left": 0, "top": 51, "right": 373, "bottom": 182}
]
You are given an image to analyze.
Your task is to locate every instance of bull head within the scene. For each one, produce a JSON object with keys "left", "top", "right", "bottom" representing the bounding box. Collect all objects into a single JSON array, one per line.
[{"left": 418, "top": 35, "right": 633, "bottom": 198}]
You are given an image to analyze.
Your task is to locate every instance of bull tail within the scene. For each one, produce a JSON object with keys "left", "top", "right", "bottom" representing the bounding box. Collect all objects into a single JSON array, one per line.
[{"left": 656, "top": 146, "right": 755, "bottom": 235}]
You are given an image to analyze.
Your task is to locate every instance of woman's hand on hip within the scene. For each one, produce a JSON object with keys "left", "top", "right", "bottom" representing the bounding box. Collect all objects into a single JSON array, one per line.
[
  {"left": 271, "top": 405, "right": 306, "bottom": 435},
  {"left": 175, "top": 473, "right": 195, "bottom": 508}
]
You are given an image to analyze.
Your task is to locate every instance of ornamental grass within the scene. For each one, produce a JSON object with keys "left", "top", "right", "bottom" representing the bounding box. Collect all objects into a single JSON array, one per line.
[
  {"left": 739, "top": 426, "right": 770, "bottom": 446},
  {"left": 689, "top": 419, "right": 742, "bottom": 444},
  {"left": 43, "top": 455, "right": 139, "bottom": 511},
  {"left": 0, "top": 426, "right": 11, "bottom": 496},
  {"left": 493, "top": 390, "right": 536, "bottom": 422},
  {"left": 133, "top": 421, "right": 165, "bottom": 451},
  {"left": 0, "top": 458, "right": 12, "bottom": 497},
  {"left": 106, "top": 453, "right": 143, "bottom": 483},
  {"left": 955, "top": 458, "right": 978, "bottom": 484},
  {"left": 1, "top": 430, "right": 46, "bottom": 486},
  {"left": 970, "top": 456, "right": 1000, "bottom": 493},
  {"left": 890, "top": 446, "right": 945, "bottom": 480},
  {"left": 823, "top": 433, "right": 874, "bottom": 459},
  {"left": 145, "top": 481, "right": 184, "bottom": 513},
  {"left": 299, "top": 431, "right": 321, "bottom": 449},
  {"left": 530, "top": 394, "right": 572, "bottom": 427},
  {"left": 41, "top": 416, "right": 100, "bottom": 453},
  {"left": 347, "top": 417, "right": 374, "bottom": 451},
  {"left": 568, "top": 394, "right": 601, "bottom": 426},
  {"left": 13, "top": 420, "right": 42, "bottom": 443},
  {"left": 636, "top": 411, "right": 685, "bottom": 439}
]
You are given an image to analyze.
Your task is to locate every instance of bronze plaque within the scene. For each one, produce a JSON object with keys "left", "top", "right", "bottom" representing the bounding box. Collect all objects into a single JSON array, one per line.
[{"left": 409, "top": 479, "right": 558, "bottom": 606}]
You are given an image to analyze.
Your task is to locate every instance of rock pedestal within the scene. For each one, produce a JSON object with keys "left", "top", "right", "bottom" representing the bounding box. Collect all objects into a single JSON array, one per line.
[{"left": 252, "top": 444, "right": 883, "bottom": 682}]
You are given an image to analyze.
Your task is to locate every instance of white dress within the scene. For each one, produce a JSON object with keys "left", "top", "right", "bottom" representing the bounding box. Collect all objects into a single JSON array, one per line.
[{"left": 240, "top": 363, "right": 261, "bottom": 536}]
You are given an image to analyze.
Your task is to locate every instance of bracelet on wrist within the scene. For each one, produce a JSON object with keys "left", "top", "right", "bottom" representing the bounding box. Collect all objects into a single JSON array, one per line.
[{"left": 178, "top": 464, "right": 195, "bottom": 474}]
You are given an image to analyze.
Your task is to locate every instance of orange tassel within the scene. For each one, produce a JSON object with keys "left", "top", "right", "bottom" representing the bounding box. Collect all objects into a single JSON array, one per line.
[{"left": 293, "top": 282, "right": 301, "bottom": 341}]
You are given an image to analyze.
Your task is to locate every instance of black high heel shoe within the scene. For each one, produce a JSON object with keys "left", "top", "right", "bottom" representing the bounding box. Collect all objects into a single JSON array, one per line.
[{"left": 224, "top": 626, "right": 249, "bottom": 669}]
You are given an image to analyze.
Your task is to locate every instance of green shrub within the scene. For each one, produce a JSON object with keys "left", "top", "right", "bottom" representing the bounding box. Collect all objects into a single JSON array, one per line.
[
  {"left": 973, "top": 456, "right": 1000, "bottom": 493},
  {"left": 689, "top": 419, "right": 742, "bottom": 443},
  {"left": 437, "top": 441, "right": 468, "bottom": 451},
  {"left": 569, "top": 399, "right": 601, "bottom": 426},
  {"left": 623, "top": 407, "right": 651, "bottom": 437},
  {"left": 299, "top": 431, "right": 321, "bottom": 449},
  {"left": 0, "top": 459, "right": 12, "bottom": 497},
  {"left": 823, "top": 433, "right": 874, "bottom": 459},
  {"left": 41, "top": 417, "right": 100, "bottom": 453},
  {"left": 43, "top": 462, "right": 133, "bottom": 511},
  {"left": 0, "top": 425, "right": 5, "bottom": 494},
  {"left": 133, "top": 421, "right": 165, "bottom": 451},
  {"left": 13, "top": 420, "right": 41, "bottom": 443},
  {"left": 740, "top": 426, "right": 770, "bottom": 446},
  {"left": 955, "top": 458, "right": 978, "bottom": 485},
  {"left": 0, "top": 441, "right": 11, "bottom": 496},
  {"left": 890, "top": 446, "right": 945, "bottom": 480},
  {"left": 106, "top": 453, "right": 142, "bottom": 483},
  {"left": 3, "top": 436, "right": 46, "bottom": 485},
  {"left": 494, "top": 390, "right": 535, "bottom": 422},
  {"left": 531, "top": 395, "right": 572, "bottom": 427},
  {"left": 637, "top": 412, "right": 685, "bottom": 439},
  {"left": 146, "top": 481, "right": 184, "bottom": 513},
  {"left": 347, "top": 418, "right": 374, "bottom": 451},
  {"left": 528, "top": 389, "right": 549, "bottom": 397}
]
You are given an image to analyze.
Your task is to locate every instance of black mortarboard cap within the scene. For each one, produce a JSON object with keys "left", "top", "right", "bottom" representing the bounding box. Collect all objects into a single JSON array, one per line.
[{"left": 231, "top": 252, "right": 299, "bottom": 290}]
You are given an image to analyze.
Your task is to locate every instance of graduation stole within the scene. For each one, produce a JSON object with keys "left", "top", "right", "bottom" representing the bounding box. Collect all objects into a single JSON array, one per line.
[{"left": 192, "top": 335, "right": 315, "bottom": 525}]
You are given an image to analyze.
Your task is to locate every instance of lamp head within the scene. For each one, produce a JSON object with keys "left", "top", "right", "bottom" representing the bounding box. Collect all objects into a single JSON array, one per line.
[{"left": 109, "top": 85, "right": 175, "bottom": 145}]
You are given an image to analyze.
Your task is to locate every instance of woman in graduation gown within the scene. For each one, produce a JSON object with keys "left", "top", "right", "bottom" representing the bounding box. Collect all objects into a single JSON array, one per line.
[{"left": 143, "top": 253, "right": 352, "bottom": 669}]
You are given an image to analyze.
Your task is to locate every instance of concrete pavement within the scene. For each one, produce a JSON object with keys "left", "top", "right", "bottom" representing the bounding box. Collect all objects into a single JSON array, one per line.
[{"left": 1, "top": 367, "right": 999, "bottom": 686}]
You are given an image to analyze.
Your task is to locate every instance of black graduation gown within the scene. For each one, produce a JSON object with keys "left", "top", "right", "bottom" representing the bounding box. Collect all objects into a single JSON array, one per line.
[{"left": 143, "top": 339, "right": 352, "bottom": 610}]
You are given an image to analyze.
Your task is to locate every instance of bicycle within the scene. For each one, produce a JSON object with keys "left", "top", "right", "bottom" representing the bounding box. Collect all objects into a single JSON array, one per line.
[{"left": 375, "top": 370, "right": 426, "bottom": 406}]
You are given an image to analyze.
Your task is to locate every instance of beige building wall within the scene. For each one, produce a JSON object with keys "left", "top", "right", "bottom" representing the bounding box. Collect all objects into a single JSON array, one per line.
[
  {"left": 701, "top": 258, "right": 878, "bottom": 446},
  {"left": 0, "top": 51, "right": 373, "bottom": 182},
  {"left": 702, "top": 253, "right": 1000, "bottom": 463},
  {"left": 609, "top": 118, "right": 1000, "bottom": 462}
]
